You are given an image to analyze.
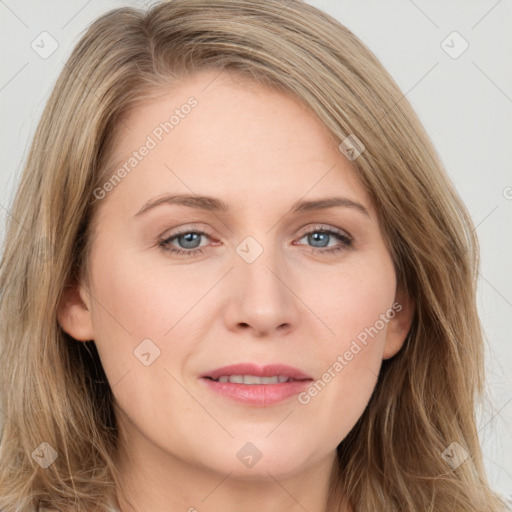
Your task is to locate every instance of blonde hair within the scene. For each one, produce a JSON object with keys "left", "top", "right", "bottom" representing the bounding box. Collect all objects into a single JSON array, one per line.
[{"left": 0, "top": 1, "right": 505, "bottom": 511}]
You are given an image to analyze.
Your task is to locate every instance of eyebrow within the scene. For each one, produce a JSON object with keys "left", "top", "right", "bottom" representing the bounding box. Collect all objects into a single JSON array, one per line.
[{"left": 134, "top": 194, "right": 370, "bottom": 218}]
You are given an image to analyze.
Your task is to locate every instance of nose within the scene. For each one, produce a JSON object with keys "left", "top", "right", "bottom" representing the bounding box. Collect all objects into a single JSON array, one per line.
[{"left": 223, "top": 243, "right": 301, "bottom": 337}]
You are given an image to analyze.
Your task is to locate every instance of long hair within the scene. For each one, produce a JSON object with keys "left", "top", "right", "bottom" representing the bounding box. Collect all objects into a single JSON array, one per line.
[{"left": 0, "top": 1, "right": 505, "bottom": 510}]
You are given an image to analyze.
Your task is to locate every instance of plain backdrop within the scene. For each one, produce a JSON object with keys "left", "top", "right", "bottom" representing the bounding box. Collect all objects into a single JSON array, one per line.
[{"left": 0, "top": 0, "right": 511, "bottom": 502}]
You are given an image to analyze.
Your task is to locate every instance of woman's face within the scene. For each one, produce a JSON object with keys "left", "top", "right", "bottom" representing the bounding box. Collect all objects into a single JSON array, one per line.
[{"left": 59, "top": 70, "right": 412, "bottom": 485}]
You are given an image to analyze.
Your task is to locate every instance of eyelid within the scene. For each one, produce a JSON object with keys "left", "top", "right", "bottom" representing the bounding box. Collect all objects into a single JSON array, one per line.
[
  {"left": 161, "top": 224, "right": 215, "bottom": 239},
  {"left": 296, "top": 223, "right": 353, "bottom": 241},
  {"left": 162, "top": 223, "right": 352, "bottom": 242}
]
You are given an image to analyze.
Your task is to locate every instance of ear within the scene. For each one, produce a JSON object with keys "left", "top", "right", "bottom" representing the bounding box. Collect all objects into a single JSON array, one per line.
[
  {"left": 57, "top": 278, "right": 95, "bottom": 342},
  {"left": 382, "top": 286, "right": 414, "bottom": 360}
]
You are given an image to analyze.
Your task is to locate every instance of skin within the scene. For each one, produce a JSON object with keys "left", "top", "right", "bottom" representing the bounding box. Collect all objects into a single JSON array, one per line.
[{"left": 58, "top": 70, "right": 413, "bottom": 512}]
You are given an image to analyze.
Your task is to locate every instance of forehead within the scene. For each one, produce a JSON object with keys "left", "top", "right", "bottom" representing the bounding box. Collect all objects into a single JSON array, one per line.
[{"left": 96, "top": 69, "right": 373, "bottom": 219}]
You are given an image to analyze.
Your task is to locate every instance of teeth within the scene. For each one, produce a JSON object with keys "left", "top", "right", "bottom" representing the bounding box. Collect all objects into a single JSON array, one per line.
[{"left": 214, "top": 375, "right": 292, "bottom": 384}]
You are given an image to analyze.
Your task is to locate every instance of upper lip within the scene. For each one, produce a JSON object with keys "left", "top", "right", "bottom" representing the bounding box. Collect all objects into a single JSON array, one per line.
[{"left": 201, "top": 363, "right": 313, "bottom": 381}]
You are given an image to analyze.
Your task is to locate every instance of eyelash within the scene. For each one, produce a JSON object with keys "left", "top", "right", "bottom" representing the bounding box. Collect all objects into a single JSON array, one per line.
[{"left": 158, "top": 225, "right": 353, "bottom": 257}]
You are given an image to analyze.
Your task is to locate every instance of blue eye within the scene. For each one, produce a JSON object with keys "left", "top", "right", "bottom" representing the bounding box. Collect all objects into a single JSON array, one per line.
[
  {"left": 158, "top": 229, "right": 209, "bottom": 256},
  {"left": 158, "top": 225, "right": 353, "bottom": 257},
  {"left": 296, "top": 227, "right": 352, "bottom": 255}
]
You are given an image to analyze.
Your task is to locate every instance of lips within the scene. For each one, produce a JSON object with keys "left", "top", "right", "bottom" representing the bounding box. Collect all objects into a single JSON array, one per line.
[
  {"left": 200, "top": 363, "right": 314, "bottom": 406},
  {"left": 201, "top": 363, "right": 313, "bottom": 382}
]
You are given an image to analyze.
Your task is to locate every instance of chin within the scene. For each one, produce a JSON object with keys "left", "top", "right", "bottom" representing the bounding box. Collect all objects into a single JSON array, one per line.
[{"left": 201, "top": 447, "right": 318, "bottom": 481}]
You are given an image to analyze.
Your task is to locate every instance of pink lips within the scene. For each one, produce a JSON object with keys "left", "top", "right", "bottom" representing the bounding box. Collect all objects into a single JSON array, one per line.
[
  {"left": 200, "top": 363, "right": 313, "bottom": 406},
  {"left": 202, "top": 363, "right": 312, "bottom": 381}
]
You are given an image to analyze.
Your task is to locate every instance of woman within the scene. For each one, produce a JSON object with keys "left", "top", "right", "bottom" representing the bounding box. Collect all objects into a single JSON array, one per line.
[{"left": 0, "top": 0, "right": 506, "bottom": 511}]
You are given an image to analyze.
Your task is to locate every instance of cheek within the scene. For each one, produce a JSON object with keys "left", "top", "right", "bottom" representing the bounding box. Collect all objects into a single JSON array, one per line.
[
  {"left": 88, "top": 229, "right": 212, "bottom": 336},
  {"left": 316, "top": 255, "right": 396, "bottom": 352},
  {"left": 85, "top": 239, "right": 208, "bottom": 391},
  {"left": 296, "top": 257, "right": 396, "bottom": 440},
  {"left": 87, "top": 253, "right": 204, "bottom": 440}
]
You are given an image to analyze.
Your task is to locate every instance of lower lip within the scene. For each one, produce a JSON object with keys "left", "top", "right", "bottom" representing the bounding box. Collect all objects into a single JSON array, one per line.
[{"left": 201, "top": 378, "right": 312, "bottom": 406}]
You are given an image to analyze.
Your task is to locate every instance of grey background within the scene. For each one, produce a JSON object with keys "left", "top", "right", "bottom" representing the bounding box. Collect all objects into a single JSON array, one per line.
[{"left": 0, "top": 0, "right": 510, "bottom": 501}]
